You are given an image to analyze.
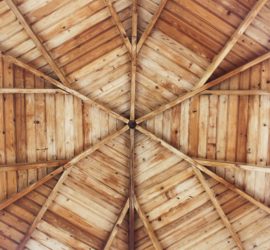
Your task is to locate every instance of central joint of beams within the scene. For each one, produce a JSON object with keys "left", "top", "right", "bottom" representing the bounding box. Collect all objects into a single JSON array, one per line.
[{"left": 128, "top": 120, "right": 137, "bottom": 129}]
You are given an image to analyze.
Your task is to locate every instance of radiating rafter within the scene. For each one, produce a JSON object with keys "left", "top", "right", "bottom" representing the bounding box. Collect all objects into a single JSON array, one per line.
[
  {"left": 136, "top": 51, "right": 270, "bottom": 124},
  {"left": 134, "top": 197, "right": 163, "bottom": 250},
  {"left": 136, "top": 125, "right": 270, "bottom": 215},
  {"left": 192, "top": 167, "right": 244, "bottom": 250},
  {"left": 104, "top": 198, "right": 130, "bottom": 250},
  {"left": 193, "top": 0, "right": 268, "bottom": 89},
  {"left": 137, "top": 0, "right": 169, "bottom": 53},
  {"left": 1, "top": 53, "right": 129, "bottom": 123},
  {"left": 104, "top": 0, "right": 132, "bottom": 55},
  {"left": 4, "top": 0, "right": 71, "bottom": 86}
]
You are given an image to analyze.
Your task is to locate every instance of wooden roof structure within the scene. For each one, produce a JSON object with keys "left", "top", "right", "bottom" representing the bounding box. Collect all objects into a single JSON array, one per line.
[{"left": 0, "top": 0, "right": 270, "bottom": 249}]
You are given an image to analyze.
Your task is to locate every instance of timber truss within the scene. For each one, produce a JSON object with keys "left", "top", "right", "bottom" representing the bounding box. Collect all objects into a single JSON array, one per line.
[{"left": 0, "top": 0, "right": 270, "bottom": 249}]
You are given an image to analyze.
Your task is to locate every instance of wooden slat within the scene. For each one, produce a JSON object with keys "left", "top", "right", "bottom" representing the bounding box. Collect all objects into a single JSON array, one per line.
[
  {"left": 136, "top": 51, "right": 270, "bottom": 124},
  {"left": 0, "top": 88, "right": 67, "bottom": 94},
  {"left": 192, "top": 167, "right": 244, "bottom": 250},
  {"left": 194, "top": 158, "right": 270, "bottom": 173},
  {"left": 2, "top": 53, "right": 129, "bottom": 123},
  {"left": 0, "top": 160, "right": 68, "bottom": 172},
  {"left": 137, "top": 0, "right": 169, "bottom": 53},
  {"left": 134, "top": 197, "right": 163, "bottom": 250},
  {"left": 4, "top": 0, "right": 70, "bottom": 86},
  {"left": 104, "top": 198, "right": 129, "bottom": 250},
  {"left": 104, "top": 0, "right": 132, "bottom": 55},
  {"left": 136, "top": 125, "right": 270, "bottom": 215},
  {"left": 194, "top": 0, "right": 268, "bottom": 88}
]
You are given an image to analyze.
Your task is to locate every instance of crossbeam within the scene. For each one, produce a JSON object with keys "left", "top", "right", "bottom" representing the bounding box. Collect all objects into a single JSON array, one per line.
[
  {"left": 136, "top": 51, "right": 270, "bottom": 124},
  {"left": 0, "top": 88, "right": 67, "bottom": 94}
]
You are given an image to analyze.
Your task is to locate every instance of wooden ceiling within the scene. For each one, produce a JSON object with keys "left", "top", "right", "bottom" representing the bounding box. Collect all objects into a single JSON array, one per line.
[{"left": 0, "top": 0, "right": 270, "bottom": 249}]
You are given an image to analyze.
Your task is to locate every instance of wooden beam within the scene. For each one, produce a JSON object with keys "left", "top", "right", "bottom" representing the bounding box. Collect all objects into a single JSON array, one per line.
[
  {"left": 192, "top": 167, "right": 244, "bottom": 250},
  {"left": 0, "top": 126, "right": 128, "bottom": 211},
  {"left": 104, "top": 0, "right": 132, "bottom": 55},
  {"left": 104, "top": 198, "right": 129, "bottom": 250},
  {"left": 4, "top": 0, "right": 70, "bottom": 86},
  {"left": 136, "top": 125, "right": 270, "bottom": 215},
  {"left": 0, "top": 160, "right": 68, "bottom": 172},
  {"left": 0, "top": 88, "right": 67, "bottom": 94},
  {"left": 194, "top": 158, "right": 270, "bottom": 173},
  {"left": 193, "top": 0, "right": 268, "bottom": 89},
  {"left": 137, "top": 0, "right": 169, "bottom": 53},
  {"left": 2, "top": 53, "right": 129, "bottom": 124},
  {"left": 130, "top": 0, "right": 138, "bottom": 121},
  {"left": 0, "top": 167, "right": 64, "bottom": 210},
  {"left": 129, "top": 129, "right": 135, "bottom": 250},
  {"left": 17, "top": 125, "right": 129, "bottom": 249},
  {"left": 136, "top": 51, "right": 270, "bottom": 124},
  {"left": 201, "top": 90, "right": 270, "bottom": 96},
  {"left": 134, "top": 197, "right": 163, "bottom": 250}
]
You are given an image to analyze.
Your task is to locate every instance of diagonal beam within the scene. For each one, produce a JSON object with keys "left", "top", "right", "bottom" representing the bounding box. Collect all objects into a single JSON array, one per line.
[
  {"left": 134, "top": 197, "right": 163, "bottom": 250},
  {"left": 2, "top": 53, "right": 129, "bottom": 123},
  {"left": 104, "top": 198, "right": 129, "bottom": 250},
  {"left": 4, "top": 0, "right": 70, "bottom": 86},
  {"left": 194, "top": 158, "right": 270, "bottom": 173},
  {"left": 0, "top": 126, "right": 128, "bottom": 211},
  {"left": 192, "top": 167, "right": 244, "bottom": 249},
  {"left": 0, "top": 88, "right": 67, "bottom": 94},
  {"left": 17, "top": 125, "right": 129, "bottom": 249},
  {"left": 136, "top": 125, "right": 270, "bottom": 215},
  {"left": 0, "top": 160, "right": 68, "bottom": 172},
  {"left": 136, "top": 51, "right": 270, "bottom": 124},
  {"left": 193, "top": 0, "right": 268, "bottom": 89},
  {"left": 104, "top": 0, "right": 132, "bottom": 55},
  {"left": 137, "top": 0, "right": 169, "bottom": 53}
]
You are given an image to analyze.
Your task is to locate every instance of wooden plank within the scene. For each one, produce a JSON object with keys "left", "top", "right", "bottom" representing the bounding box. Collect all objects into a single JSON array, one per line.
[
  {"left": 136, "top": 125, "right": 270, "bottom": 215},
  {"left": 137, "top": 0, "right": 169, "bottom": 53},
  {"left": 104, "top": 198, "right": 129, "bottom": 250},
  {"left": 0, "top": 160, "right": 68, "bottom": 172},
  {"left": 136, "top": 51, "right": 270, "bottom": 124},
  {"left": 104, "top": 0, "right": 132, "bottom": 55},
  {"left": 4, "top": 0, "right": 70, "bottom": 86},
  {"left": 2, "top": 53, "right": 129, "bottom": 123},
  {"left": 134, "top": 196, "right": 163, "bottom": 250},
  {"left": 0, "top": 88, "right": 67, "bottom": 94},
  {"left": 192, "top": 167, "right": 244, "bottom": 250},
  {"left": 193, "top": 0, "right": 268, "bottom": 88}
]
